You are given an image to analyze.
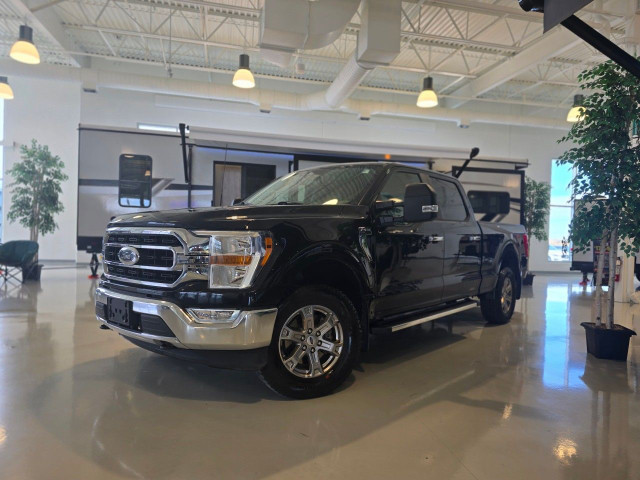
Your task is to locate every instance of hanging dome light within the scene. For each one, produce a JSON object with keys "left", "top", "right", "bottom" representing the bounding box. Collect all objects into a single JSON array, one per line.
[
  {"left": 566, "top": 94, "right": 585, "bottom": 123},
  {"left": 232, "top": 54, "right": 255, "bottom": 89},
  {"left": 417, "top": 76, "right": 438, "bottom": 108},
  {"left": 10, "top": 25, "right": 40, "bottom": 65},
  {"left": 0, "top": 77, "right": 14, "bottom": 100}
]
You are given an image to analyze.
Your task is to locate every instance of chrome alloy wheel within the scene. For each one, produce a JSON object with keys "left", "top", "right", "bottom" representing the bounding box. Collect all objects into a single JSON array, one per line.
[
  {"left": 500, "top": 276, "right": 513, "bottom": 315},
  {"left": 277, "top": 305, "right": 344, "bottom": 379}
]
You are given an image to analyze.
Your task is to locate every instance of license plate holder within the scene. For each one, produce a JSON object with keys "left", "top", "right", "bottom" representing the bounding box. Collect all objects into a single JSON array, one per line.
[{"left": 107, "top": 298, "right": 133, "bottom": 327}]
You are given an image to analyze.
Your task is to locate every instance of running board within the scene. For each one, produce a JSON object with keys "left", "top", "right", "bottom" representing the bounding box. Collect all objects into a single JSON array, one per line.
[{"left": 371, "top": 300, "right": 479, "bottom": 334}]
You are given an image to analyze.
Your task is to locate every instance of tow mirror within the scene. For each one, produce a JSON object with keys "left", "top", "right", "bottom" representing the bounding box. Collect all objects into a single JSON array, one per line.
[{"left": 404, "top": 183, "right": 438, "bottom": 222}]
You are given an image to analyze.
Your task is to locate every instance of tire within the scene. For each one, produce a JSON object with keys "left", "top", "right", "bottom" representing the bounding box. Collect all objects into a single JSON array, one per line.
[
  {"left": 480, "top": 266, "right": 516, "bottom": 324},
  {"left": 258, "top": 285, "right": 361, "bottom": 399}
]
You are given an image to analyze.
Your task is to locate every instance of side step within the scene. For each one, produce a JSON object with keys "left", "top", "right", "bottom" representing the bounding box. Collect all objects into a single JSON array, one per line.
[{"left": 371, "top": 299, "right": 479, "bottom": 334}]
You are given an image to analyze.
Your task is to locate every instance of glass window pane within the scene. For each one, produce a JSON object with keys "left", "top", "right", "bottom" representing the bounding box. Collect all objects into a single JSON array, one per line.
[
  {"left": 548, "top": 206, "right": 572, "bottom": 262},
  {"left": 550, "top": 161, "right": 573, "bottom": 206},
  {"left": 429, "top": 177, "right": 468, "bottom": 221}
]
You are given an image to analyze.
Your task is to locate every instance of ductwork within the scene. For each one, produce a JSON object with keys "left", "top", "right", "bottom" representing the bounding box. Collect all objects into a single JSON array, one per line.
[
  {"left": 0, "top": 60, "right": 568, "bottom": 130},
  {"left": 260, "top": 0, "right": 401, "bottom": 109},
  {"left": 260, "top": 0, "right": 361, "bottom": 67}
]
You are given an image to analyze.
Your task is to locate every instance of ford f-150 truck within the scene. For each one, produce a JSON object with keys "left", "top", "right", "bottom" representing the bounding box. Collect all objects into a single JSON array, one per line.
[{"left": 95, "top": 162, "right": 528, "bottom": 398}]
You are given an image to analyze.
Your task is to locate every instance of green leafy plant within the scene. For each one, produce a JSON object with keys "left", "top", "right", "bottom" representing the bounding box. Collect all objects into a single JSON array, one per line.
[
  {"left": 523, "top": 176, "right": 550, "bottom": 243},
  {"left": 7, "top": 140, "right": 69, "bottom": 245},
  {"left": 558, "top": 59, "right": 640, "bottom": 328}
]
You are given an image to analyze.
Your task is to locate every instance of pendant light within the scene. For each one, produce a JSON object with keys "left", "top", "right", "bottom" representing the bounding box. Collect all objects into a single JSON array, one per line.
[
  {"left": 0, "top": 77, "right": 14, "bottom": 100},
  {"left": 417, "top": 76, "right": 438, "bottom": 108},
  {"left": 566, "top": 94, "right": 585, "bottom": 123},
  {"left": 233, "top": 54, "right": 255, "bottom": 89},
  {"left": 10, "top": 25, "right": 40, "bottom": 65}
]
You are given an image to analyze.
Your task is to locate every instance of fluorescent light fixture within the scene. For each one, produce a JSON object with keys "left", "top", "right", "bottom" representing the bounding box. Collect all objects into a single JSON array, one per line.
[
  {"left": 0, "top": 77, "right": 14, "bottom": 100},
  {"left": 233, "top": 54, "right": 256, "bottom": 89},
  {"left": 10, "top": 25, "right": 40, "bottom": 65},
  {"left": 566, "top": 94, "right": 585, "bottom": 123},
  {"left": 137, "top": 123, "right": 179, "bottom": 133},
  {"left": 417, "top": 76, "right": 438, "bottom": 108}
]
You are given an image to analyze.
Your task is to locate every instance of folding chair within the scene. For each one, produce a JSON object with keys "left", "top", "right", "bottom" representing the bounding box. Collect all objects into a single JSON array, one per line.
[{"left": 0, "top": 241, "right": 39, "bottom": 284}]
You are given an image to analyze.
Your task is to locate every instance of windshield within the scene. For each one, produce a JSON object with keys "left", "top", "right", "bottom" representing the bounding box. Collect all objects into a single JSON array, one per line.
[{"left": 242, "top": 164, "right": 382, "bottom": 206}]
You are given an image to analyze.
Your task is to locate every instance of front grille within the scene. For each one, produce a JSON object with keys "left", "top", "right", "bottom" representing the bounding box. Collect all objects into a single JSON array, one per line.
[
  {"left": 106, "top": 264, "right": 182, "bottom": 284},
  {"left": 106, "top": 233, "right": 181, "bottom": 247},
  {"left": 103, "top": 228, "right": 209, "bottom": 288},
  {"left": 104, "top": 245, "right": 174, "bottom": 268}
]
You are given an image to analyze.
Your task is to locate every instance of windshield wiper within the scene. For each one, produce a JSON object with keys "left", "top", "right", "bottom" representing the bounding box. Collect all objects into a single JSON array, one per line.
[{"left": 270, "top": 201, "right": 303, "bottom": 205}]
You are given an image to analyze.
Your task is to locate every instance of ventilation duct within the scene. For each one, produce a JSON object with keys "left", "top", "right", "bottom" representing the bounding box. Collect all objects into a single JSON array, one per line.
[
  {"left": 260, "top": 0, "right": 361, "bottom": 68},
  {"left": 260, "top": 0, "right": 401, "bottom": 109},
  {"left": 0, "top": 61, "right": 568, "bottom": 130}
]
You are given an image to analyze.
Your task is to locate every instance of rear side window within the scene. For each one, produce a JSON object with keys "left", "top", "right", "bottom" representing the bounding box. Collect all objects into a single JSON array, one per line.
[{"left": 429, "top": 177, "right": 468, "bottom": 221}]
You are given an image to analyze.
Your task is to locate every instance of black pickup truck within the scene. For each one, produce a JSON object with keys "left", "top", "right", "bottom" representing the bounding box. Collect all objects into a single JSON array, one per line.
[{"left": 95, "top": 162, "right": 528, "bottom": 398}]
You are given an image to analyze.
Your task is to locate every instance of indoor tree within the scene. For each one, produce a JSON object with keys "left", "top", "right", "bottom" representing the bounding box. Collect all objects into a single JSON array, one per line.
[
  {"left": 7, "top": 140, "right": 69, "bottom": 244},
  {"left": 558, "top": 59, "right": 640, "bottom": 330},
  {"left": 523, "top": 176, "right": 550, "bottom": 282}
]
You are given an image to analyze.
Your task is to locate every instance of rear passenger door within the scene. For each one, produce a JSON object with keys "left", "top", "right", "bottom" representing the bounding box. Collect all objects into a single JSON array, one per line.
[{"left": 426, "top": 175, "right": 482, "bottom": 301}]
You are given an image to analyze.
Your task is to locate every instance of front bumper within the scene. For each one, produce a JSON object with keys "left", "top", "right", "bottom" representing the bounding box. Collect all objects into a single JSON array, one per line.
[{"left": 94, "top": 287, "right": 278, "bottom": 351}]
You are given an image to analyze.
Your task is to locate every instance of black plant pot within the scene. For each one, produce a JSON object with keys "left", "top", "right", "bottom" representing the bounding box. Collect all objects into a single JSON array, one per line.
[
  {"left": 22, "top": 263, "right": 43, "bottom": 282},
  {"left": 581, "top": 322, "right": 636, "bottom": 361},
  {"left": 523, "top": 273, "right": 535, "bottom": 286}
]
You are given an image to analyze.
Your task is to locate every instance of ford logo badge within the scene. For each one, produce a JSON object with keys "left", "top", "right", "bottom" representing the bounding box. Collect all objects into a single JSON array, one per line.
[{"left": 118, "top": 246, "right": 140, "bottom": 266}]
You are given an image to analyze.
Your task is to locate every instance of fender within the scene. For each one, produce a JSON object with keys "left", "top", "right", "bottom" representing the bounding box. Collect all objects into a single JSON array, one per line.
[{"left": 278, "top": 241, "right": 374, "bottom": 295}]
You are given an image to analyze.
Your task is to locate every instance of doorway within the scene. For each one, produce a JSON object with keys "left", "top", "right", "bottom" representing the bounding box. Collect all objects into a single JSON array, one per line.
[{"left": 213, "top": 162, "right": 276, "bottom": 206}]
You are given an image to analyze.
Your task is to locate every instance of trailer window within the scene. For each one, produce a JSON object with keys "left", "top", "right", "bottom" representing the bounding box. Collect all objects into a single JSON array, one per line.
[{"left": 118, "top": 154, "right": 152, "bottom": 208}]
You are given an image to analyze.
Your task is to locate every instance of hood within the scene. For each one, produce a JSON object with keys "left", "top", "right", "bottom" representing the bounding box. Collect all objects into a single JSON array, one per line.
[{"left": 109, "top": 204, "right": 368, "bottom": 230}]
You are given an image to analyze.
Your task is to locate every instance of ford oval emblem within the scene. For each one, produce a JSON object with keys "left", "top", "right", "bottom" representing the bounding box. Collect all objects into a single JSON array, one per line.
[{"left": 118, "top": 246, "right": 140, "bottom": 266}]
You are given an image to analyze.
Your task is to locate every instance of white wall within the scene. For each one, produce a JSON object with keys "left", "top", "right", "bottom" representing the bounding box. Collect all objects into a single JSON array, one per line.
[
  {"left": 4, "top": 80, "right": 570, "bottom": 271},
  {"left": 3, "top": 76, "right": 80, "bottom": 261}
]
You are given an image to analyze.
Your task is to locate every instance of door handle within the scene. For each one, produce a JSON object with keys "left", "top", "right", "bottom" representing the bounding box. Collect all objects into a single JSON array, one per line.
[
  {"left": 428, "top": 235, "right": 444, "bottom": 243},
  {"left": 468, "top": 235, "right": 481, "bottom": 242}
]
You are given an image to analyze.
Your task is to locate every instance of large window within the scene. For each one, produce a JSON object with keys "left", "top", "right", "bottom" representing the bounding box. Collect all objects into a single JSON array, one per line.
[
  {"left": 548, "top": 161, "right": 573, "bottom": 262},
  {"left": 0, "top": 100, "right": 4, "bottom": 242}
]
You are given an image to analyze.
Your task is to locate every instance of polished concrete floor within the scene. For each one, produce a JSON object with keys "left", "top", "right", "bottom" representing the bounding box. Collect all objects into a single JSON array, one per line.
[{"left": 0, "top": 268, "right": 639, "bottom": 480}]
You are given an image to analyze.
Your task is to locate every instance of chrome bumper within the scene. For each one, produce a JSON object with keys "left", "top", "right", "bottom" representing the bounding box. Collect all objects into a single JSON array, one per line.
[{"left": 95, "top": 287, "right": 277, "bottom": 350}]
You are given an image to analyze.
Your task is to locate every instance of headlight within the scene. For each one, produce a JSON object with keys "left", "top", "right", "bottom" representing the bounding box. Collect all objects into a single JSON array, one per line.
[{"left": 197, "top": 232, "right": 273, "bottom": 289}]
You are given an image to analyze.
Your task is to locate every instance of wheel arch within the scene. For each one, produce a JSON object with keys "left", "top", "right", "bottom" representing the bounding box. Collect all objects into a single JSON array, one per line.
[
  {"left": 499, "top": 242, "right": 522, "bottom": 299},
  {"left": 272, "top": 243, "right": 373, "bottom": 342}
]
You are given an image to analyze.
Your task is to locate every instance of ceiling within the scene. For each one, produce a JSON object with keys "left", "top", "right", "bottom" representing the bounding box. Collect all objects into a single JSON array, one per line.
[{"left": 0, "top": 0, "right": 635, "bottom": 117}]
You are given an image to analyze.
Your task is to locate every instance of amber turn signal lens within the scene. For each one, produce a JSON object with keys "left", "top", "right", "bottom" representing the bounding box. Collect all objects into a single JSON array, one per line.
[
  {"left": 209, "top": 255, "right": 252, "bottom": 266},
  {"left": 261, "top": 237, "right": 273, "bottom": 266}
]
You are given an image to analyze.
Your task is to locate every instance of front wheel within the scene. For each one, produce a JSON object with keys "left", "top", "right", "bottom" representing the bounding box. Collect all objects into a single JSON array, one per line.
[
  {"left": 480, "top": 266, "right": 517, "bottom": 324},
  {"left": 259, "top": 286, "right": 360, "bottom": 399}
]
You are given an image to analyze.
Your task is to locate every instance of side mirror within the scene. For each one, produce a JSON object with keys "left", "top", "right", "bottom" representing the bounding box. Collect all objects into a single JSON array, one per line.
[
  {"left": 232, "top": 198, "right": 244, "bottom": 206},
  {"left": 404, "top": 183, "right": 438, "bottom": 222}
]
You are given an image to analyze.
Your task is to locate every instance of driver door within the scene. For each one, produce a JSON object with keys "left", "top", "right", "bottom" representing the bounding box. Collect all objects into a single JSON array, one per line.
[{"left": 373, "top": 170, "right": 445, "bottom": 318}]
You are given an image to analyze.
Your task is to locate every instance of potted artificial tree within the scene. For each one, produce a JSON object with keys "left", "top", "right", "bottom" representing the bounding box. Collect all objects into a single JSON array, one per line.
[
  {"left": 522, "top": 176, "right": 550, "bottom": 286},
  {"left": 7, "top": 140, "right": 68, "bottom": 280},
  {"left": 558, "top": 59, "right": 639, "bottom": 360}
]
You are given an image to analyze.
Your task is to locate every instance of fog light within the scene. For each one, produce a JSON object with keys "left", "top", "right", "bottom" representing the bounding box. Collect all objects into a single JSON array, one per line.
[{"left": 187, "top": 309, "right": 241, "bottom": 327}]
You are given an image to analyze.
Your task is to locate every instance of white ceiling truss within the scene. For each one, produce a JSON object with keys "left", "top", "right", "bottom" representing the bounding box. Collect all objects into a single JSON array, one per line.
[{"left": 0, "top": 0, "right": 633, "bottom": 114}]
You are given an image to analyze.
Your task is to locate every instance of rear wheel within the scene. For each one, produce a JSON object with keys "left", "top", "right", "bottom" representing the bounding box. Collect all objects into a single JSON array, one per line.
[
  {"left": 259, "top": 286, "right": 360, "bottom": 399},
  {"left": 480, "top": 266, "right": 516, "bottom": 324}
]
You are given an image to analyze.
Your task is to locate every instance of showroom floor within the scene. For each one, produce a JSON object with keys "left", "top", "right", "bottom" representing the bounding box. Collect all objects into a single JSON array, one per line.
[{"left": 0, "top": 268, "right": 638, "bottom": 480}]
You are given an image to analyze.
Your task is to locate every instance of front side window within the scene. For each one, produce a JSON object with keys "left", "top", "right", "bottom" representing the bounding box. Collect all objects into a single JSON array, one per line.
[
  {"left": 243, "top": 164, "right": 382, "bottom": 206},
  {"left": 376, "top": 171, "right": 422, "bottom": 217},
  {"left": 429, "top": 177, "right": 468, "bottom": 221}
]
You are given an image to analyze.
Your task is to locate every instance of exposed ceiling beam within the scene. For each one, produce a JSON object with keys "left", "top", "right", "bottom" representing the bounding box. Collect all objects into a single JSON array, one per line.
[
  {"left": 5, "top": 0, "right": 87, "bottom": 67},
  {"left": 445, "top": 27, "right": 581, "bottom": 109},
  {"left": 404, "top": 0, "right": 623, "bottom": 21},
  {"left": 63, "top": 24, "right": 478, "bottom": 79}
]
